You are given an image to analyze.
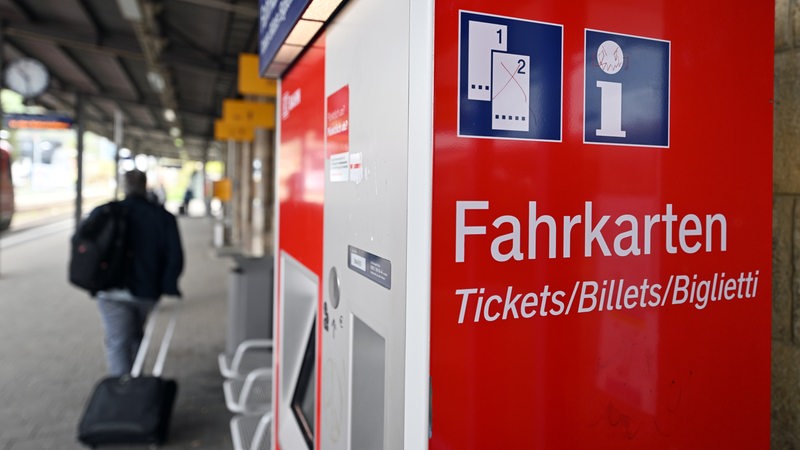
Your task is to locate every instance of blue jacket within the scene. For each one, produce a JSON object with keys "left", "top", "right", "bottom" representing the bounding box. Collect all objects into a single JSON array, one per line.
[{"left": 91, "top": 194, "right": 184, "bottom": 300}]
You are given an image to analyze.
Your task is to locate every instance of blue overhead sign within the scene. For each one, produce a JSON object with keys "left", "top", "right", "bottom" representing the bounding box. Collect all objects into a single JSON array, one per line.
[
  {"left": 4, "top": 113, "right": 73, "bottom": 129},
  {"left": 259, "top": 0, "right": 312, "bottom": 76}
]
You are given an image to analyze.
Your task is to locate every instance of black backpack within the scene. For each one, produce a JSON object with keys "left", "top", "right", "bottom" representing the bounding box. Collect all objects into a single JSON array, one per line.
[{"left": 69, "top": 201, "right": 129, "bottom": 294}]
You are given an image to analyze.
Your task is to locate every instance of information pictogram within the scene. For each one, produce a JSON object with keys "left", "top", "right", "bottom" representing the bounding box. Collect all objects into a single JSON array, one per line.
[{"left": 584, "top": 29, "right": 671, "bottom": 147}]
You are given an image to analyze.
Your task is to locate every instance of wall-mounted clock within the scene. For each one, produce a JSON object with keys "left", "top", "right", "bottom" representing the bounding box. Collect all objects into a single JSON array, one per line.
[{"left": 4, "top": 58, "right": 49, "bottom": 98}]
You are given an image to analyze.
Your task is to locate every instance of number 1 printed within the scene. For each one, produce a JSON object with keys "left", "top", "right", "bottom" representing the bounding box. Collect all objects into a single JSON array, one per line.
[{"left": 468, "top": 20, "right": 508, "bottom": 101}]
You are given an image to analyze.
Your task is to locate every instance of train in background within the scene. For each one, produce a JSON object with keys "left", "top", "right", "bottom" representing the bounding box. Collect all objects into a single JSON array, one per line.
[{"left": 0, "top": 141, "right": 14, "bottom": 231}]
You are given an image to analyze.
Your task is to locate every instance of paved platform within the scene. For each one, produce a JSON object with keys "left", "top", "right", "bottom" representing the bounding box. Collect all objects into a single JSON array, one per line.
[{"left": 0, "top": 216, "right": 240, "bottom": 450}]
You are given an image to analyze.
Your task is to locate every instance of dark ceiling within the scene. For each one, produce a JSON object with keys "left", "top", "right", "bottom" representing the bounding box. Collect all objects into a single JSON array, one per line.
[{"left": 0, "top": 0, "right": 263, "bottom": 161}]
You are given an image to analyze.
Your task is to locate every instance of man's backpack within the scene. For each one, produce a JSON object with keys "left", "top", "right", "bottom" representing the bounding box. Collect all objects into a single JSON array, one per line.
[{"left": 69, "top": 201, "right": 129, "bottom": 294}]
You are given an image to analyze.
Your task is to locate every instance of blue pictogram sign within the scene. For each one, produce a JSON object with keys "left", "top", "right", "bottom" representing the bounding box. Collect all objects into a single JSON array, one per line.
[
  {"left": 458, "top": 11, "right": 563, "bottom": 141},
  {"left": 584, "top": 29, "right": 671, "bottom": 147}
]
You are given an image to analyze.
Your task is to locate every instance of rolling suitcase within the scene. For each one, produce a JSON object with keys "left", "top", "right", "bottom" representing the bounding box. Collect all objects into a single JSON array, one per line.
[{"left": 77, "top": 300, "right": 180, "bottom": 447}]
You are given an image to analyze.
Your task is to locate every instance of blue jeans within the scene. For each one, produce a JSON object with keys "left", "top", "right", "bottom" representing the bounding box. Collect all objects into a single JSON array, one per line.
[{"left": 97, "top": 295, "right": 156, "bottom": 376}]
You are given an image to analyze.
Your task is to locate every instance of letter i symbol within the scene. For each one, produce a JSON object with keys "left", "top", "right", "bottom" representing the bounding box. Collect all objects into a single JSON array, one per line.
[{"left": 595, "top": 40, "right": 626, "bottom": 138}]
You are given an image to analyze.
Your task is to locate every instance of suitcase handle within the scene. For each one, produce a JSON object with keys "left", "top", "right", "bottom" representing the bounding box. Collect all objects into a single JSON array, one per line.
[{"left": 131, "top": 298, "right": 179, "bottom": 378}]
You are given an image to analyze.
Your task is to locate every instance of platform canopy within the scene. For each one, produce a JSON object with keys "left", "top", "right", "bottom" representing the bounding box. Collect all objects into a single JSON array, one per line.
[{"left": 0, "top": 0, "right": 270, "bottom": 161}]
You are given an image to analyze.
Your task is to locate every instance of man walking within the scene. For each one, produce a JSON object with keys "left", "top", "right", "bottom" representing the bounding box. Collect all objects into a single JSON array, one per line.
[{"left": 93, "top": 169, "right": 184, "bottom": 376}]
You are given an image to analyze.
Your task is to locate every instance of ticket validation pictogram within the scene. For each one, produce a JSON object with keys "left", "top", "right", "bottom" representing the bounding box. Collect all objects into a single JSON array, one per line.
[{"left": 458, "top": 11, "right": 563, "bottom": 141}]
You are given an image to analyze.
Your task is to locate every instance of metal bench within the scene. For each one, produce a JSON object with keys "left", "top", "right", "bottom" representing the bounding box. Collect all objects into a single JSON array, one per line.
[
  {"left": 222, "top": 366, "right": 272, "bottom": 415},
  {"left": 218, "top": 339, "right": 273, "bottom": 379},
  {"left": 230, "top": 412, "right": 272, "bottom": 450}
]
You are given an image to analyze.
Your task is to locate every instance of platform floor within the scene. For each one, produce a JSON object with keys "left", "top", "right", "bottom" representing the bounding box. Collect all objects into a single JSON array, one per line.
[{"left": 0, "top": 216, "right": 238, "bottom": 450}]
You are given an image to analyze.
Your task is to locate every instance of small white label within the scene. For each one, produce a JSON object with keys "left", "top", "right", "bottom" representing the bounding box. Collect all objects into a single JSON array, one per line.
[
  {"left": 330, "top": 153, "right": 349, "bottom": 182},
  {"left": 349, "top": 152, "right": 363, "bottom": 184},
  {"left": 350, "top": 252, "right": 367, "bottom": 271}
]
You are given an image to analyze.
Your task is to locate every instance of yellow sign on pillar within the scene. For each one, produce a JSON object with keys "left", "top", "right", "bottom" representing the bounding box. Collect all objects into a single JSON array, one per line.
[
  {"left": 213, "top": 178, "right": 232, "bottom": 201},
  {"left": 222, "top": 99, "right": 275, "bottom": 129},
  {"left": 214, "top": 119, "right": 255, "bottom": 142},
  {"left": 238, "top": 53, "right": 277, "bottom": 97}
]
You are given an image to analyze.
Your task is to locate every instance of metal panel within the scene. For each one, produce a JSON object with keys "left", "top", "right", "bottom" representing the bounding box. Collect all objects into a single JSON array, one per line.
[{"left": 321, "top": 0, "right": 410, "bottom": 448}]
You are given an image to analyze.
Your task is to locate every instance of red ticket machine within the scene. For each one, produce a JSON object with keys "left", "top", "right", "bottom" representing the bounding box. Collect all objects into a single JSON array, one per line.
[
  {"left": 429, "top": 2, "right": 772, "bottom": 448},
  {"left": 271, "top": 0, "right": 772, "bottom": 448}
]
